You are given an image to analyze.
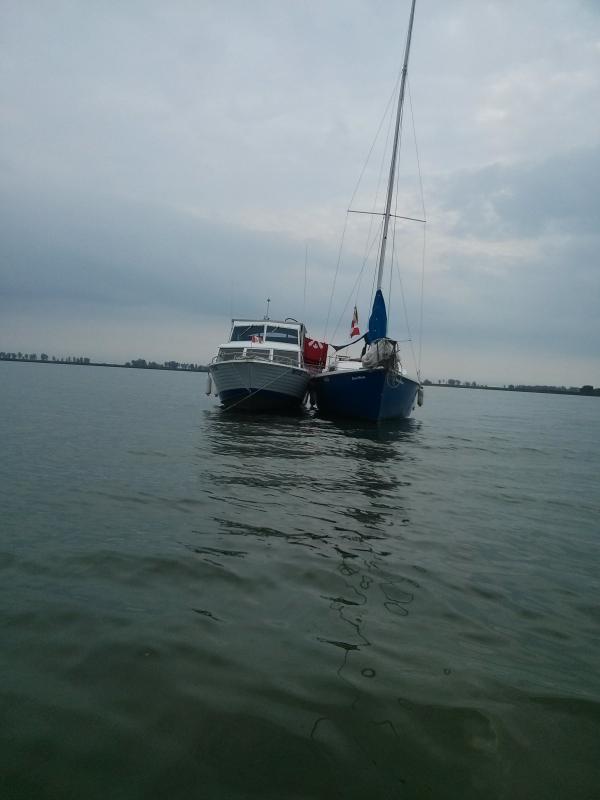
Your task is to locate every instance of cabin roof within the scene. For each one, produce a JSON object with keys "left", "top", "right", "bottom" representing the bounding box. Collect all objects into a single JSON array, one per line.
[
  {"left": 219, "top": 341, "right": 299, "bottom": 351},
  {"left": 231, "top": 319, "right": 303, "bottom": 329}
]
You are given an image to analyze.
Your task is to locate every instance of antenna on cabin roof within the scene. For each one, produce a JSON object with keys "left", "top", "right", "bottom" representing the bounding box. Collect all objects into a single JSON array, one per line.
[{"left": 264, "top": 298, "right": 271, "bottom": 320}]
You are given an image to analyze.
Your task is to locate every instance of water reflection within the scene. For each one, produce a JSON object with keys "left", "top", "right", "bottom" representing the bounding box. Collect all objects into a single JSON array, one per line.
[
  {"left": 198, "top": 407, "right": 420, "bottom": 545},
  {"left": 198, "top": 407, "right": 421, "bottom": 656},
  {"left": 311, "top": 524, "right": 420, "bottom": 757},
  {"left": 200, "top": 408, "right": 420, "bottom": 476},
  {"left": 324, "top": 415, "right": 422, "bottom": 444},
  {"left": 187, "top": 407, "right": 427, "bottom": 775},
  {"left": 202, "top": 406, "right": 421, "bottom": 443},
  {"left": 201, "top": 407, "right": 319, "bottom": 460}
]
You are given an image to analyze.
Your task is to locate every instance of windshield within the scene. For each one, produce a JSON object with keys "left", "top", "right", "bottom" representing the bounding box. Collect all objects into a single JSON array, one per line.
[
  {"left": 265, "top": 325, "right": 299, "bottom": 345},
  {"left": 230, "top": 324, "right": 265, "bottom": 342}
]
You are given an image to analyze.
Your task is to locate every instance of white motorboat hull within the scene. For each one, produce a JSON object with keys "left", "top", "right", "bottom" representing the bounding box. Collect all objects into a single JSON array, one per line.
[{"left": 209, "top": 359, "right": 310, "bottom": 412}]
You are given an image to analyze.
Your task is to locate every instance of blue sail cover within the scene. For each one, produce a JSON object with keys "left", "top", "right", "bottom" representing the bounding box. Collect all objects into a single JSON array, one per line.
[{"left": 366, "top": 289, "right": 387, "bottom": 343}]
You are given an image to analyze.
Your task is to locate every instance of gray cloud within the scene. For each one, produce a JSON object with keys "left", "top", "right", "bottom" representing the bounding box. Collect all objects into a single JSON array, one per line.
[
  {"left": 425, "top": 234, "right": 599, "bottom": 353},
  {"left": 437, "top": 146, "right": 600, "bottom": 239},
  {"left": 1, "top": 0, "right": 599, "bottom": 384},
  {"left": 0, "top": 183, "right": 338, "bottom": 329}
]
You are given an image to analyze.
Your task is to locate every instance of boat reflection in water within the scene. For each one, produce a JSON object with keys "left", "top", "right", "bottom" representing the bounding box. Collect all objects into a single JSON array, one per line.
[{"left": 193, "top": 407, "right": 426, "bottom": 793}]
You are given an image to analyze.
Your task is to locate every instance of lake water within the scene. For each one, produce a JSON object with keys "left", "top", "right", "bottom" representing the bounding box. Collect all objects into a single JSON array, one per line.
[{"left": 1, "top": 361, "right": 599, "bottom": 799}]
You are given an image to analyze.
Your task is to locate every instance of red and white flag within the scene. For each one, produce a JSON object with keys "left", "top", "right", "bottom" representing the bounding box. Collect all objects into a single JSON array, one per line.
[
  {"left": 250, "top": 334, "right": 263, "bottom": 343},
  {"left": 350, "top": 306, "right": 360, "bottom": 337}
]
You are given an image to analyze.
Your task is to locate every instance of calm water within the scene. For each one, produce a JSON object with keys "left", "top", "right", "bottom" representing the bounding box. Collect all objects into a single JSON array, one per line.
[{"left": 1, "top": 362, "right": 599, "bottom": 799}]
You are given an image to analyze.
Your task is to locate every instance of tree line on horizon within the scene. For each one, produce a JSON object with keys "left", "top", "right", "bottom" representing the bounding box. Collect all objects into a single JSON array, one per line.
[
  {"left": 125, "top": 358, "right": 206, "bottom": 371},
  {"left": 0, "top": 351, "right": 207, "bottom": 372},
  {"left": 423, "top": 377, "right": 599, "bottom": 396},
  {"left": 0, "top": 351, "right": 90, "bottom": 364}
]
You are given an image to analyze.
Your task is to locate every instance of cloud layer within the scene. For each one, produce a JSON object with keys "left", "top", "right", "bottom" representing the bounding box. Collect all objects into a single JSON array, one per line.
[{"left": 1, "top": 0, "right": 599, "bottom": 384}]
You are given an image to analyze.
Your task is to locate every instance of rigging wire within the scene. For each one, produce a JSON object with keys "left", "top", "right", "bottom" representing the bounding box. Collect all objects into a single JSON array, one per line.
[
  {"left": 302, "top": 241, "right": 308, "bottom": 324},
  {"left": 407, "top": 78, "right": 427, "bottom": 377},
  {"left": 394, "top": 261, "right": 418, "bottom": 378},
  {"left": 323, "top": 214, "right": 349, "bottom": 342},
  {"left": 385, "top": 77, "right": 427, "bottom": 382},
  {"left": 388, "top": 90, "right": 421, "bottom": 379},
  {"left": 343, "top": 77, "right": 400, "bottom": 344},
  {"left": 368, "top": 222, "right": 383, "bottom": 322},
  {"left": 324, "top": 72, "right": 427, "bottom": 378},
  {"left": 360, "top": 72, "right": 402, "bottom": 315},
  {"left": 407, "top": 79, "right": 427, "bottom": 224},
  {"left": 417, "top": 221, "right": 427, "bottom": 377},
  {"left": 330, "top": 223, "right": 382, "bottom": 342},
  {"left": 388, "top": 101, "right": 405, "bottom": 329},
  {"left": 323, "top": 74, "right": 402, "bottom": 342}
]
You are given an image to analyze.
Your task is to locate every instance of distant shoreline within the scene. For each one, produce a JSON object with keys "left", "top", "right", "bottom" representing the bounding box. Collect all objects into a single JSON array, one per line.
[
  {"left": 0, "top": 355, "right": 208, "bottom": 373},
  {"left": 1, "top": 355, "right": 597, "bottom": 396},
  {"left": 426, "top": 382, "right": 599, "bottom": 398}
]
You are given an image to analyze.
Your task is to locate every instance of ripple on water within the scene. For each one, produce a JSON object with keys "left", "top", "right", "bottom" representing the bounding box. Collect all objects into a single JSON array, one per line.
[{"left": 1, "top": 370, "right": 600, "bottom": 798}]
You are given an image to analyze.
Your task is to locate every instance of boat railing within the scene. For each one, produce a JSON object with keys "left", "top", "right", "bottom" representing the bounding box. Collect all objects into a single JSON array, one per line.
[
  {"left": 213, "top": 348, "right": 244, "bottom": 363},
  {"left": 212, "top": 348, "right": 300, "bottom": 368},
  {"left": 272, "top": 351, "right": 298, "bottom": 367},
  {"left": 324, "top": 353, "right": 362, "bottom": 372}
]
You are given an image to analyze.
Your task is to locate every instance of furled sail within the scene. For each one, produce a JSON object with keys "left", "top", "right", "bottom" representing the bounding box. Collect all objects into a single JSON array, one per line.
[{"left": 366, "top": 289, "right": 387, "bottom": 344}]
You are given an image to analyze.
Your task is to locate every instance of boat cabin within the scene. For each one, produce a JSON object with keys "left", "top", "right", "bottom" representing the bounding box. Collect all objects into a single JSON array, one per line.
[{"left": 215, "top": 319, "right": 306, "bottom": 368}]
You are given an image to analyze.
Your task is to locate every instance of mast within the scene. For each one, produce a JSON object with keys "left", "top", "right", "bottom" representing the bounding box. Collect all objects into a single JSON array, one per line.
[{"left": 375, "top": 0, "right": 417, "bottom": 293}]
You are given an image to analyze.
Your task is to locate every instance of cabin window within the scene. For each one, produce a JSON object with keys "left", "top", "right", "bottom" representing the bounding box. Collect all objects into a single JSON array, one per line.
[
  {"left": 265, "top": 325, "right": 299, "bottom": 345},
  {"left": 218, "top": 348, "right": 243, "bottom": 361},
  {"left": 230, "top": 324, "right": 265, "bottom": 342},
  {"left": 272, "top": 350, "right": 298, "bottom": 366},
  {"left": 245, "top": 349, "right": 270, "bottom": 360}
]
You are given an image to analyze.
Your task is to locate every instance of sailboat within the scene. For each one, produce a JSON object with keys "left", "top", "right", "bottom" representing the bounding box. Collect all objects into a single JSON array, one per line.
[{"left": 311, "top": 0, "right": 423, "bottom": 422}]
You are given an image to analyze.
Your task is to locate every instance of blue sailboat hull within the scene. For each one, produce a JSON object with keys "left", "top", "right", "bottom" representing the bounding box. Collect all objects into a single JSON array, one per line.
[{"left": 311, "top": 368, "right": 419, "bottom": 422}]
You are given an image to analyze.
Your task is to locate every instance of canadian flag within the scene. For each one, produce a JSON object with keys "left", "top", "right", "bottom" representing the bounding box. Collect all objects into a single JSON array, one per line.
[
  {"left": 250, "top": 334, "right": 263, "bottom": 343},
  {"left": 350, "top": 306, "right": 360, "bottom": 337}
]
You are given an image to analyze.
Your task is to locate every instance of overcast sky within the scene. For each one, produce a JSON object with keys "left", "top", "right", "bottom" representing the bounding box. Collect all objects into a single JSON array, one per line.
[{"left": 1, "top": 0, "right": 599, "bottom": 384}]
